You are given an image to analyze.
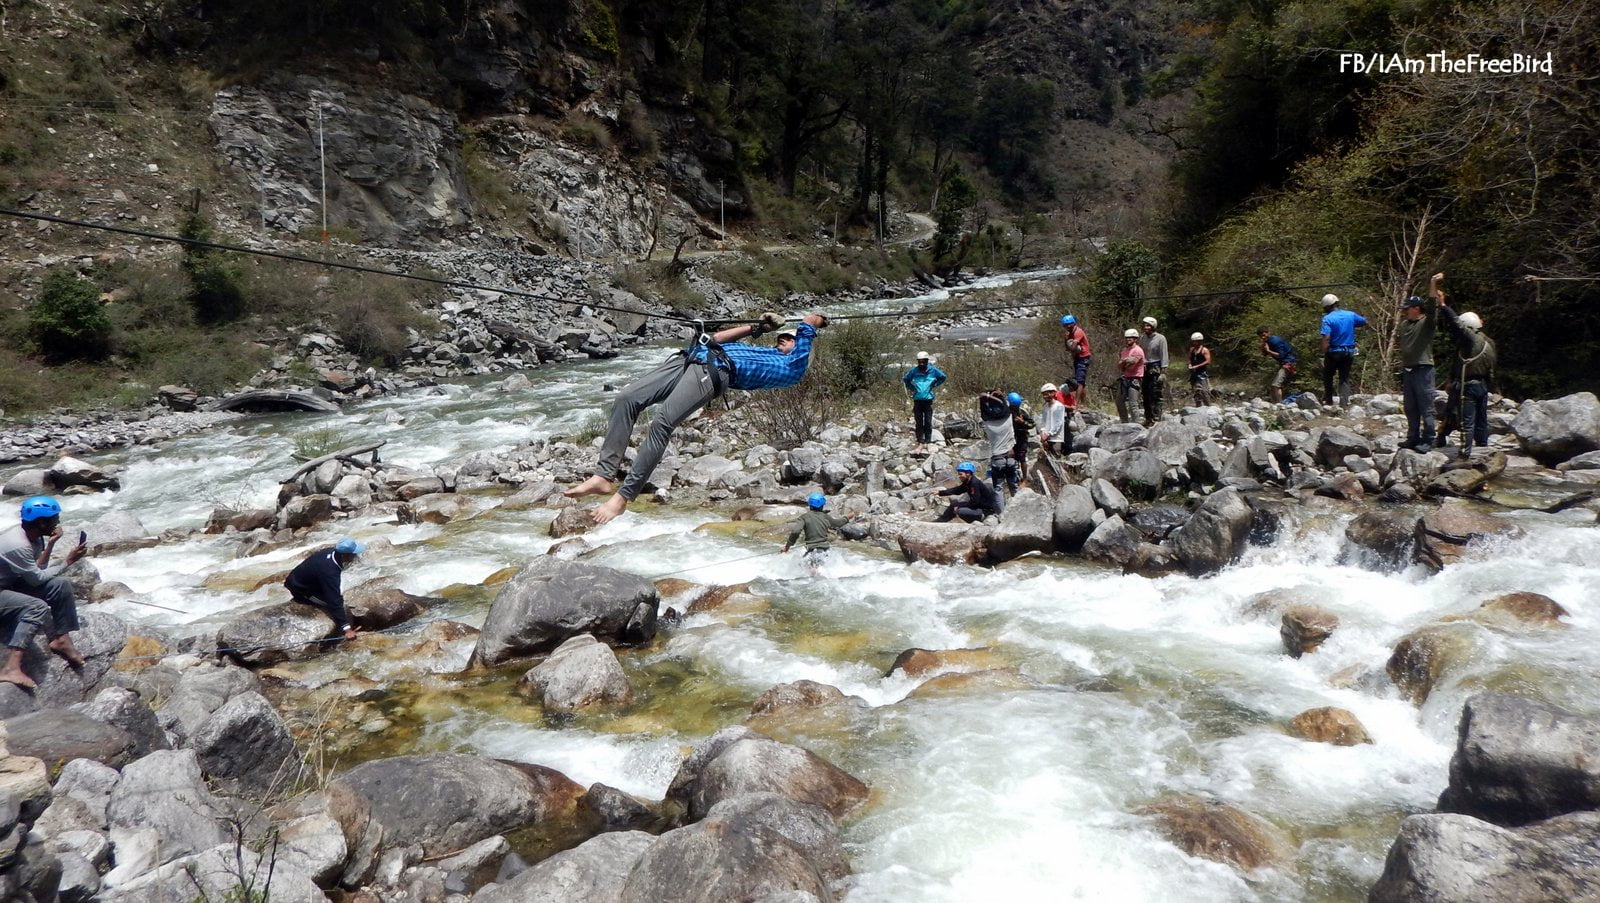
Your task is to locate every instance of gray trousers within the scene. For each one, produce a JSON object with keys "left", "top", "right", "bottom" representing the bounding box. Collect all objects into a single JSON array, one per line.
[
  {"left": 1, "top": 576, "right": 79, "bottom": 648},
  {"left": 1402, "top": 365, "right": 1436, "bottom": 443},
  {"left": 595, "top": 352, "right": 720, "bottom": 501}
]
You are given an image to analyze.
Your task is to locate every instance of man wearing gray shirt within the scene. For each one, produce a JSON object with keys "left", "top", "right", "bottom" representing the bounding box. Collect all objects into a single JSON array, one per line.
[
  {"left": 1, "top": 496, "right": 87, "bottom": 689},
  {"left": 1397, "top": 272, "right": 1445, "bottom": 449},
  {"left": 1138, "top": 316, "right": 1170, "bottom": 425}
]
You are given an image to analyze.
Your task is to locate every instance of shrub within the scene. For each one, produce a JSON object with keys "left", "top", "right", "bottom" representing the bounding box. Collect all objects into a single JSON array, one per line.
[
  {"left": 29, "top": 269, "right": 112, "bottom": 360},
  {"left": 181, "top": 214, "right": 247, "bottom": 325},
  {"left": 814, "top": 318, "right": 901, "bottom": 397}
]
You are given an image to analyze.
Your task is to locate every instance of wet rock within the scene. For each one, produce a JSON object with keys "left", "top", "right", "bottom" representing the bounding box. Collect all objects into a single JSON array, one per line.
[
  {"left": 2, "top": 468, "right": 51, "bottom": 496},
  {"left": 328, "top": 753, "right": 583, "bottom": 886},
  {"left": 668, "top": 731, "right": 867, "bottom": 822},
  {"left": 906, "top": 667, "right": 1037, "bottom": 698},
  {"left": 1340, "top": 510, "right": 1418, "bottom": 573},
  {"left": 516, "top": 634, "right": 633, "bottom": 713},
  {"left": 985, "top": 489, "right": 1054, "bottom": 561},
  {"left": 1436, "top": 693, "right": 1600, "bottom": 826},
  {"left": 0, "top": 710, "right": 134, "bottom": 767},
  {"left": 215, "top": 601, "right": 336, "bottom": 665},
  {"left": 104, "top": 750, "right": 228, "bottom": 882},
  {"left": 886, "top": 647, "right": 1000, "bottom": 679},
  {"left": 1081, "top": 515, "right": 1143, "bottom": 569},
  {"left": 72, "top": 686, "right": 170, "bottom": 758},
  {"left": 1467, "top": 592, "right": 1569, "bottom": 629},
  {"left": 579, "top": 784, "right": 660, "bottom": 833},
  {"left": 83, "top": 509, "right": 152, "bottom": 553},
  {"left": 0, "top": 609, "right": 126, "bottom": 719},
  {"left": 343, "top": 581, "right": 436, "bottom": 630},
  {"left": 549, "top": 506, "right": 592, "bottom": 538},
  {"left": 896, "top": 522, "right": 990, "bottom": 566},
  {"left": 471, "top": 557, "right": 658, "bottom": 666},
  {"left": 1138, "top": 795, "right": 1291, "bottom": 871},
  {"left": 474, "top": 830, "right": 655, "bottom": 903},
  {"left": 190, "top": 691, "right": 297, "bottom": 794},
  {"left": 278, "top": 493, "right": 336, "bottom": 530},
  {"left": 204, "top": 507, "right": 277, "bottom": 536},
  {"left": 1369, "top": 810, "right": 1600, "bottom": 903},
  {"left": 1051, "top": 483, "right": 1096, "bottom": 551},
  {"left": 1510, "top": 392, "right": 1600, "bottom": 464},
  {"left": 751, "top": 680, "right": 849, "bottom": 716},
  {"left": 1287, "top": 707, "right": 1373, "bottom": 746},
  {"left": 48, "top": 456, "right": 121, "bottom": 492},
  {"left": 1280, "top": 606, "right": 1339, "bottom": 658},
  {"left": 1426, "top": 467, "right": 1491, "bottom": 497},
  {"left": 1387, "top": 624, "right": 1477, "bottom": 705},
  {"left": 1167, "top": 488, "right": 1253, "bottom": 576},
  {"left": 1095, "top": 448, "right": 1163, "bottom": 501},
  {"left": 1415, "top": 500, "right": 1524, "bottom": 571}
]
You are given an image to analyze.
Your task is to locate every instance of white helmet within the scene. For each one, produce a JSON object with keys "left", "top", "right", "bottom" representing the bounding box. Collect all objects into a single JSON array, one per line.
[
  {"left": 915, "top": 351, "right": 930, "bottom": 361},
  {"left": 1321, "top": 293, "right": 1340, "bottom": 307},
  {"left": 1124, "top": 328, "right": 1139, "bottom": 338},
  {"left": 1040, "top": 383, "right": 1058, "bottom": 395},
  {"left": 1458, "top": 312, "right": 1483, "bottom": 330},
  {"left": 1191, "top": 332, "right": 1204, "bottom": 341},
  {"left": 1141, "top": 316, "right": 1158, "bottom": 327}
]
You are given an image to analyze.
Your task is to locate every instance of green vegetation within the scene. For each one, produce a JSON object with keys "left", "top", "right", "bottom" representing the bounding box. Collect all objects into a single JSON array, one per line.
[
  {"left": 28, "top": 269, "right": 113, "bottom": 361},
  {"left": 613, "top": 263, "right": 706, "bottom": 311},
  {"left": 181, "top": 214, "right": 248, "bottom": 325},
  {"left": 703, "top": 246, "right": 917, "bottom": 300}
]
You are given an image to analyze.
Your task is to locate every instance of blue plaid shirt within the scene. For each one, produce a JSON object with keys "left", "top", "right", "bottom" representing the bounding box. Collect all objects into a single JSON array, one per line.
[{"left": 693, "top": 322, "right": 817, "bottom": 390}]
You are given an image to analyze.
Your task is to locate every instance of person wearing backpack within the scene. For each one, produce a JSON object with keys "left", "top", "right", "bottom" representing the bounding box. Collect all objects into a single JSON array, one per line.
[{"left": 1436, "top": 303, "right": 1496, "bottom": 454}]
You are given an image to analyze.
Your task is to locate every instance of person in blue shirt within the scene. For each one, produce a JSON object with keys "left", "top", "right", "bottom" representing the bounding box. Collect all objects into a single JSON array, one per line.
[
  {"left": 568, "top": 312, "right": 829, "bottom": 524},
  {"left": 1257, "top": 325, "right": 1298, "bottom": 403},
  {"left": 1319, "top": 293, "right": 1368, "bottom": 407},
  {"left": 902, "top": 351, "right": 947, "bottom": 446},
  {"left": 284, "top": 537, "right": 365, "bottom": 641}
]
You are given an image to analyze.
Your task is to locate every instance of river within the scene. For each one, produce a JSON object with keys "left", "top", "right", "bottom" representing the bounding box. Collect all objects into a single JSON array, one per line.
[{"left": 4, "top": 270, "right": 1597, "bottom": 901}]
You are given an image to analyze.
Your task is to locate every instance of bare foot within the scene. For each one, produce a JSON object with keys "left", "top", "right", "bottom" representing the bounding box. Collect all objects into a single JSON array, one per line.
[
  {"left": 590, "top": 493, "right": 628, "bottom": 525},
  {"left": 564, "top": 475, "right": 616, "bottom": 499},
  {"left": 48, "top": 637, "right": 87, "bottom": 668},
  {"left": 0, "top": 668, "right": 38, "bottom": 690}
]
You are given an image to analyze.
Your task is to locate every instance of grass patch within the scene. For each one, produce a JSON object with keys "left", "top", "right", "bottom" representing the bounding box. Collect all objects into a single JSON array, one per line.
[{"left": 704, "top": 246, "right": 918, "bottom": 300}]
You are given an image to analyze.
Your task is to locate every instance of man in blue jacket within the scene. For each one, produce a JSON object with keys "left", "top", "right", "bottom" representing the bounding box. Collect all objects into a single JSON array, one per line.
[
  {"left": 902, "top": 351, "right": 947, "bottom": 446},
  {"left": 1319, "top": 293, "right": 1367, "bottom": 407},
  {"left": 284, "top": 537, "right": 365, "bottom": 641}
]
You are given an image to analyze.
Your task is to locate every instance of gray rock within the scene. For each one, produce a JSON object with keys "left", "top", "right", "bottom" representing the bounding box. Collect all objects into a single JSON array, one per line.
[
  {"left": 1436, "top": 693, "right": 1600, "bottom": 826},
  {"left": 275, "top": 811, "right": 348, "bottom": 887},
  {"left": 780, "top": 448, "right": 823, "bottom": 484},
  {"left": 1511, "top": 392, "right": 1600, "bottom": 464},
  {"left": 1088, "top": 478, "right": 1129, "bottom": 517},
  {"left": 1140, "top": 422, "right": 1200, "bottom": 467},
  {"left": 985, "top": 489, "right": 1055, "bottom": 561},
  {"left": 0, "top": 610, "right": 128, "bottom": 720},
  {"left": 1341, "top": 510, "right": 1419, "bottom": 573},
  {"left": 619, "top": 814, "right": 829, "bottom": 903},
  {"left": 673, "top": 735, "right": 868, "bottom": 822},
  {"left": 277, "top": 493, "right": 336, "bottom": 530},
  {"left": 191, "top": 691, "right": 297, "bottom": 794},
  {"left": 1315, "top": 427, "right": 1373, "bottom": 467},
  {"left": 105, "top": 750, "right": 228, "bottom": 878},
  {"left": 0, "top": 710, "right": 135, "bottom": 767},
  {"left": 1081, "top": 516, "right": 1143, "bottom": 569},
  {"left": 1184, "top": 439, "right": 1227, "bottom": 485},
  {"left": 1096, "top": 422, "right": 1146, "bottom": 452},
  {"left": 471, "top": 558, "right": 658, "bottom": 666},
  {"left": 49, "top": 456, "right": 121, "bottom": 492},
  {"left": 2, "top": 468, "right": 52, "bottom": 497},
  {"left": 100, "top": 841, "right": 325, "bottom": 903},
  {"left": 72, "top": 687, "right": 170, "bottom": 758},
  {"left": 580, "top": 783, "right": 659, "bottom": 833},
  {"left": 1368, "top": 810, "right": 1600, "bottom": 903},
  {"left": 1095, "top": 448, "right": 1163, "bottom": 501},
  {"left": 1167, "top": 489, "right": 1253, "bottom": 576},
  {"left": 517, "top": 634, "right": 634, "bottom": 713},
  {"left": 216, "top": 601, "right": 339, "bottom": 666},
  {"left": 1051, "top": 484, "right": 1096, "bottom": 552},
  {"left": 52, "top": 758, "right": 121, "bottom": 827},
  {"left": 896, "top": 522, "right": 990, "bottom": 566},
  {"left": 154, "top": 658, "right": 259, "bottom": 746},
  {"left": 473, "top": 830, "right": 654, "bottom": 903},
  {"left": 703, "top": 792, "right": 851, "bottom": 884},
  {"left": 55, "top": 849, "right": 99, "bottom": 903},
  {"left": 83, "top": 509, "right": 152, "bottom": 552},
  {"left": 676, "top": 455, "right": 740, "bottom": 488}
]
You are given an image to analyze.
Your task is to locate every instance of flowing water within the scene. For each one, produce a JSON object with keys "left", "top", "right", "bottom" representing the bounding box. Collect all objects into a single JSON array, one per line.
[{"left": 5, "top": 275, "right": 1597, "bottom": 901}]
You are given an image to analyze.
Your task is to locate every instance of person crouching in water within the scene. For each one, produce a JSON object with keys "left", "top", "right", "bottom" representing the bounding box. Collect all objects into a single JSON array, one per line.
[
  {"left": 1, "top": 496, "right": 89, "bottom": 688},
  {"left": 932, "top": 461, "right": 1001, "bottom": 524},
  {"left": 783, "top": 493, "right": 850, "bottom": 573},
  {"left": 284, "top": 538, "right": 365, "bottom": 642}
]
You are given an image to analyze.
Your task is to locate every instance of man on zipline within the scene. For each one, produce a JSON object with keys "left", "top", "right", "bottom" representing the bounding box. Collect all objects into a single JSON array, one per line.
[{"left": 567, "top": 311, "right": 829, "bottom": 524}]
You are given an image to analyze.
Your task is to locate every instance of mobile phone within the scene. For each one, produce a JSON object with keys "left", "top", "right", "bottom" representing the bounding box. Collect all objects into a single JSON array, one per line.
[{"left": 77, "top": 530, "right": 87, "bottom": 546}]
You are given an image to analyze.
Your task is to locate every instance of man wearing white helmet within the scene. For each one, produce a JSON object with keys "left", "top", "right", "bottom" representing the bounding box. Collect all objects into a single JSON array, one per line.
[
  {"left": 1117, "top": 329, "right": 1146, "bottom": 424},
  {"left": 1319, "top": 293, "right": 1367, "bottom": 407},
  {"left": 1137, "top": 316, "right": 1168, "bottom": 425},
  {"left": 1187, "top": 333, "right": 1213, "bottom": 406},
  {"left": 1437, "top": 298, "right": 1496, "bottom": 454},
  {"left": 902, "top": 351, "right": 948, "bottom": 448},
  {"left": 1036, "top": 383, "right": 1068, "bottom": 454}
]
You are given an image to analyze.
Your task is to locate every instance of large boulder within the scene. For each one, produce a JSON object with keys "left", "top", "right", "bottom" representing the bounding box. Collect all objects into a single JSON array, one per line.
[
  {"left": 1280, "top": 606, "right": 1339, "bottom": 658},
  {"left": 1510, "top": 392, "right": 1600, "bottom": 464},
  {"left": 1386, "top": 624, "right": 1477, "bottom": 705},
  {"left": 327, "top": 753, "right": 584, "bottom": 886},
  {"left": 1415, "top": 500, "right": 1524, "bottom": 572},
  {"left": 668, "top": 733, "right": 868, "bottom": 822},
  {"left": 72, "top": 687, "right": 170, "bottom": 759},
  {"left": 751, "top": 680, "right": 852, "bottom": 716},
  {"left": 48, "top": 456, "right": 121, "bottom": 492},
  {"left": 1081, "top": 516, "right": 1143, "bottom": 569},
  {"left": 1185, "top": 440, "right": 1227, "bottom": 485},
  {"left": 1340, "top": 510, "right": 1419, "bottom": 573},
  {"left": 100, "top": 842, "right": 325, "bottom": 903},
  {"left": 1368, "top": 810, "right": 1600, "bottom": 903},
  {"left": 896, "top": 522, "right": 990, "bottom": 566},
  {"left": 0, "top": 710, "right": 134, "bottom": 767},
  {"left": 1436, "top": 693, "right": 1600, "bottom": 826},
  {"left": 1140, "top": 422, "right": 1200, "bottom": 467},
  {"left": 215, "top": 601, "right": 336, "bottom": 666},
  {"left": 189, "top": 691, "right": 297, "bottom": 793},
  {"left": 152, "top": 658, "right": 259, "bottom": 746},
  {"left": 1315, "top": 427, "right": 1373, "bottom": 467},
  {"left": 517, "top": 634, "right": 634, "bottom": 713},
  {"left": 984, "top": 489, "right": 1055, "bottom": 561},
  {"left": 676, "top": 455, "right": 741, "bottom": 488},
  {"left": 0, "top": 610, "right": 127, "bottom": 719},
  {"left": 83, "top": 510, "right": 153, "bottom": 553},
  {"left": 104, "top": 750, "right": 228, "bottom": 882},
  {"left": 342, "top": 581, "right": 437, "bottom": 630},
  {"left": 473, "top": 830, "right": 655, "bottom": 903},
  {"left": 471, "top": 557, "right": 659, "bottom": 666},
  {"left": 1166, "top": 488, "right": 1253, "bottom": 576},
  {"left": 1051, "top": 483, "right": 1096, "bottom": 551},
  {"left": 1095, "top": 449, "right": 1164, "bottom": 501}
]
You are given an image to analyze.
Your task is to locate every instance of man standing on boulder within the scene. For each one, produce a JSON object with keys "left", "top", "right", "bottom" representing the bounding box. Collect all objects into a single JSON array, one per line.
[
  {"left": 1257, "top": 325, "right": 1297, "bottom": 403},
  {"left": 1437, "top": 300, "right": 1496, "bottom": 455},
  {"left": 567, "top": 312, "right": 829, "bottom": 524},
  {"left": 1397, "top": 274, "right": 1443, "bottom": 450},
  {"left": 0, "top": 496, "right": 88, "bottom": 689},
  {"left": 284, "top": 537, "right": 365, "bottom": 642},
  {"left": 902, "top": 351, "right": 947, "bottom": 447},
  {"left": 1117, "top": 329, "right": 1146, "bottom": 423},
  {"left": 1060, "top": 314, "right": 1092, "bottom": 406},
  {"left": 1319, "top": 293, "right": 1367, "bottom": 407},
  {"left": 1138, "top": 316, "right": 1168, "bottom": 425}
]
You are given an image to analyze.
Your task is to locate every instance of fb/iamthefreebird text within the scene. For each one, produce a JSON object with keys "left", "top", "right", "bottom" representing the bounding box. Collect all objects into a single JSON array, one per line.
[{"left": 1338, "top": 52, "right": 1553, "bottom": 75}]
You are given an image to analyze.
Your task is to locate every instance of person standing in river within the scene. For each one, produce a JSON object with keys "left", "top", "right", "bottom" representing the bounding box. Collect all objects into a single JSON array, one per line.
[
  {"left": 0, "top": 496, "right": 89, "bottom": 689},
  {"left": 1319, "top": 293, "right": 1367, "bottom": 407},
  {"left": 902, "top": 351, "right": 947, "bottom": 447},
  {"left": 1397, "top": 274, "right": 1444, "bottom": 450},
  {"left": 1137, "top": 316, "right": 1168, "bottom": 425},
  {"left": 567, "top": 312, "right": 828, "bottom": 524},
  {"left": 783, "top": 492, "right": 851, "bottom": 572}
]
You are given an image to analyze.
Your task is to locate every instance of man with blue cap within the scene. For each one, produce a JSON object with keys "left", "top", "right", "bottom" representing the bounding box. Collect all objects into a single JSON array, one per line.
[
  {"left": 783, "top": 493, "right": 851, "bottom": 572},
  {"left": 1, "top": 495, "right": 88, "bottom": 688},
  {"left": 284, "top": 537, "right": 366, "bottom": 641}
]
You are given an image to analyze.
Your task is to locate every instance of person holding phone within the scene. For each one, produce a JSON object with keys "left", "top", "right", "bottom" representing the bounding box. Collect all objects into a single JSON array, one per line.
[{"left": 1, "top": 496, "right": 88, "bottom": 689}]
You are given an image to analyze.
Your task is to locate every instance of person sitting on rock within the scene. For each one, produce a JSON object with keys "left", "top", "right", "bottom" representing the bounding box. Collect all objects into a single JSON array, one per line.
[
  {"left": 284, "top": 537, "right": 365, "bottom": 642},
  {"left": 566, "top": 312, "right": 829, "bottom": 524},
  {"left": 1, "top": 496, "right": 89, "bottom": 689},
  {"left": 932, "top": 462, "right": 1001, "bottom": 524},
  {"left": 783, "top": 493, "right": 851, "bottom": 572}
]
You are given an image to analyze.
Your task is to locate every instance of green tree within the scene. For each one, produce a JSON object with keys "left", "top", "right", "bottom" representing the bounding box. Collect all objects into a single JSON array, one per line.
[
  {"left": 970, "top": 75, "right": 1056, "bottom": 196},
  {"left": 1087, "top": 240, "right": 1161, "bottom": 323},
  {"left": 931, "top": 166, "right": 976, "bottom": 262},
  {"left": 180, "top": 214, "right": 247, "bottom": 325},
  {"left": 29, "top": 269, "right": 112, "bottom": 361}
]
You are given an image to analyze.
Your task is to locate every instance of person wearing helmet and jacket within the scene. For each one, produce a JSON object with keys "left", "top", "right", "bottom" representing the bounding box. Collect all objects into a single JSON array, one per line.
[
  {"left": 1006, "top": 391, "right": 1036, "bottom": 480},
  {"left": 1037, "top": 384, "right": 1068, "bottom": 454},
  {"left": 1060, "top": 314, "right": 1092, "bottom": 406},
  {"left": 1137, "top": 316, "right": 1169, "bottom": 425},
  {"left": 1, "top": 496, "right": 88, "bottom": 688},
  {"left": 978, "top": 389, "right": 1019, "bottom": 501},
  {"left": 783, "top": 493, "right": 851, "bottom": 570},
  {"left": 1436, "top": 300, "right": 1496, "bottom": 454},
  {"left": 932, "top": 462, "right": 1001, "bottom": 523},
  {"left": 1116, "top": 329, "right": 1146, "bottom": 424},
  {"left": 902, "top": 351, "right": 948, "bottom": 446},
  {"left": 567, "top": 311, "right": 829, "bottom": 524},
  {"left": 1319, "top": 293, "right": 1367, "bottom": 407},
  {"left": 1187, "top": 333, "right": 1213, "bottom": 406},
  {"left": 284, "top": 537, "right": 367, "bottom": 642}
]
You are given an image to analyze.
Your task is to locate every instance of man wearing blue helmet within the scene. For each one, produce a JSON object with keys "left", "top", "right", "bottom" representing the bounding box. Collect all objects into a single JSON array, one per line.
[
  {"left": 284, "top": 537, "right": 366, "bottom": 642},
  {"left": 932, "top": 462, "right": 1000, "bottom": 523},
  {"left": 783, "top": 493, "right": 851, "bottom": 571},
  {"left": 1060, "top": 314, "right": 1092, "bottom": 406},
  {"left": 1, "top": 496, "right": 89, "bottom": 688}
]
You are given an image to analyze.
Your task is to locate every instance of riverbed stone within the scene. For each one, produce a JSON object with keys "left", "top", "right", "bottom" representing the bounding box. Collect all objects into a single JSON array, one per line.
[
  {"left": 471, "top": 557, "right": 658, "bottom": 666},
  {"left": 474, "top": 829, "right": 655, "bottom": 903},
  {"left": 278, "top": 493, "right": 336, "bottom": 530},
  {"left": 887, "top": 647, "right": 1001, "bottom": 679},
  {"left": 1287, "top": 707, "right": 1372, "bottom": 746},
  {"left": 896, "top": 522, "right": 990, "bottom": 566},
  {"left": 71, "top": 686, "right": 169, "bottom": 758},
  {"left": 190, "top": 690, "right": 297, "bottom": 793},
  {"left": 1185, "top": 440, "right": 1227, "bottom": 485},
  {"left": 1167, "top": 488, "right": 1253, "bottom": 576},
  {"left": 1088, "top": 478, "right": 1129, "bottom": 516},
  {"left": 1340, "top": 510, "right": 1418, "bottom": 573},
  {"left": 1081, "top": 515, "right": 1143, "bottom": 569},
  {"left": 985, "top": 489, "right": 1054, "bottom": 561},
  {"left": 1415, "top": 500, "right": 1524, "bottom": 571},
  {"left": 1510, "top": 392, "right": 1600, "bottom": 464},
  {"left": 1315, "top": 427, "right": 1373, "bottom": 466},
  {"left": 618, "top": 812, "right": 830, "bottom": 903},
  {"left": 216, "top": 601, "right": 336, "bottom": 665},
  {"left": 1435, "top": 692, "right": 1600, "bottom": 826},
  {"left": 517, "top": 634, "right": 633, "bottom": 713},
  {"left": 1138, "top": 795, "right": 1291, "bottom": 871},
  {"left": 1386, "top": 624, "right": 1477, "bottom": 705},
  {"left": 104, "top": 750, "right": 228, "bottom": 880},
  {"left": 751, "top": 680, "right": 849, "bottom": 716},
  {"left": 1096, "top": 448, "right": 1163, "bottom": 501},
  {"left": 1280, "top": 606, "right": 1339, "bottom": 658},
  {"left": 0, "top": 609, "right": 127, "bottom": 719},
  {"left": 48, "top": 456, "right": 121, "bottom": 492},
  {"left": 677, "top": 736, "right": 868, "bottom": 821},
  {"left": 343, "top": 581, "right": 436, "bottom": 630},
  {"left": 0, "top": 710, "right": 134, "bottom": 767},
  {"left": 1051, "top": 483, "right": 1096, "bottom": 551},
  {"left": 1369, "top": 810, "right": 1600, "bottom": 903},
  {"left": 83, "top": 509, "right": 152, "bottom": 553}
]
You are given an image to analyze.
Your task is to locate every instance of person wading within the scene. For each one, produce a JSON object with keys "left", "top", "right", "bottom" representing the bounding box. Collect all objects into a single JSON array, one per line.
[
  {"left": 783, "top": 493, "right": 851, "bottom": 572},
  {"left": 567, "top": 312, "right": 829, "bottom": 523},
  {"left": 0, "top": 496, "right": 89, "bottom": 689},
  {"left": 1319, "top": 293, "right": 1367, "bottom": 407},
  {"left": 902, "top": 351, "right": 947, "bottom": 447}
]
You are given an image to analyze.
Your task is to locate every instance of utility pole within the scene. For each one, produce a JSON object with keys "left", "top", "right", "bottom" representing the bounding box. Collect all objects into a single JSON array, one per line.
[{"left": 317, "top": 105, "right": 328, "bottom": 246}]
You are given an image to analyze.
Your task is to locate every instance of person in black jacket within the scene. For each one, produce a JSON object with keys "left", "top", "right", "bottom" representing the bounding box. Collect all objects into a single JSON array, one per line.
[
  {"left": 284, "top": 538, "right": 365, "bottom": 640},
  {"left": 932, "top": 462, "right": 1001, "bottom": 523}
]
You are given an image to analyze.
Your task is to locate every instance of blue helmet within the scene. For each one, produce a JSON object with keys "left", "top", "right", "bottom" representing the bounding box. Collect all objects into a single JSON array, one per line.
[
  {"left": 956, "top": 461, "right": 976, "bottom": 474},
  {"left": 20, "top": 496, "right": 61, "bottom": 523},
  {"left": 1061, "top": 314, "right": 1076, "bottom": 326},
  {"left": 807, "top": 492, "right": 826, "bottom": 510},
  {"left": 1007, "top": 392, "right": 1023, "bottom": 406}
]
